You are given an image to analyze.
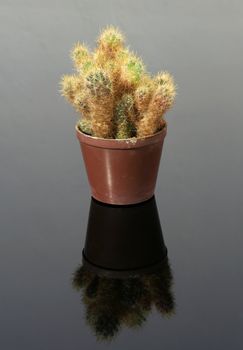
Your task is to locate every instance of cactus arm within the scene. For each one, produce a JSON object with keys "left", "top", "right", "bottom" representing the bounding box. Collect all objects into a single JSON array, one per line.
[
  {"left": 137, "top": 72, "right": 176, "bottom": 137},
  {"left": 85, "top": 69, "right": 114, "bottom": 138},
  {"left": 70, "top": 42, "right": 95, "bottom": 74},
  {"left": 96, "top": 26, "right": 125, "bottom": 61},
  {"left": 77, "top": 118, "right": 92, "bottom": 135},
  {"left": 120, "top": 53, "right": 146, "bottom": 90},
  {"left": 114, "top": 94, "right": 135, "bottom": 139},
  {"left": 60, "top": 75, "right": 83, "bottom": 103}
]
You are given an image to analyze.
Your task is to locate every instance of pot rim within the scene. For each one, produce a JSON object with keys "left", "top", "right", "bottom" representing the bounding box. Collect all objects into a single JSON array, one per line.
[{"left": 75, "top": 122, "right": 167, "bottom": 149}]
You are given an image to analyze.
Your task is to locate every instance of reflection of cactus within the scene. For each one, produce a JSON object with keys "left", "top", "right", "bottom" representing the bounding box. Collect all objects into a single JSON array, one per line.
[
  {"left": 145, "top": 260, "right": 175, "bottom": 316},
  {"left": 72, "top": 257, "right": 175, "bottom": 341},
  {"left": 86, "top": 304, "right": 120, "bottom": 340},
  {"left": 72, "top": 265, "right": 93, "bottom": 290},
  {"left": 60, "top": 26, "right": 176, "bottom": 139}
]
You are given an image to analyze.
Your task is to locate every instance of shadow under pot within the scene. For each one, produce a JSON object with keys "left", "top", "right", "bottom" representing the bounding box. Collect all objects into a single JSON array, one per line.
[
  {"left": 76, "top": 124, "right": 167, "bottom": 205},
  {"left": 82, "top": 196, "right": 167, "bottom": 278}
]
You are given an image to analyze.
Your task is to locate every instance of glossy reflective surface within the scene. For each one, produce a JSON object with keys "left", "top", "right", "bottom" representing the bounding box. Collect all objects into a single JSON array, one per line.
[{"left": 1, "top": 1, "right": 243, "bottom": 349}]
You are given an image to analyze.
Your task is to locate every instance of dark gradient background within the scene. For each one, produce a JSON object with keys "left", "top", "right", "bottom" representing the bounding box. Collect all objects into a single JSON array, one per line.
[{"left": 0, "top": 1, "right": 242, "bottom": 349}]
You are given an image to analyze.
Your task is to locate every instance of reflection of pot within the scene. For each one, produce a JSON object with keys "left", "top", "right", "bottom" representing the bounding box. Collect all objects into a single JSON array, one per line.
[
  {"left": 82, "top": 196, "right": 167, "bottom": 277},
  {"left": 76, "top": 124, "right": 167, "bottom": 205}
]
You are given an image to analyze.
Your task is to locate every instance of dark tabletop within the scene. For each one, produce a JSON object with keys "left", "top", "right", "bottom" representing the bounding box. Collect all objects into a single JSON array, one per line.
[{"left": 0, "top": 1, "right": 242, "bottom": 349}]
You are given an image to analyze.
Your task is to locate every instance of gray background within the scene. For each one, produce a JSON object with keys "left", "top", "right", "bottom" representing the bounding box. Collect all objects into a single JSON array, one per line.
[{"left": 0, "top": 1, "right": 243, "bottom": 349}]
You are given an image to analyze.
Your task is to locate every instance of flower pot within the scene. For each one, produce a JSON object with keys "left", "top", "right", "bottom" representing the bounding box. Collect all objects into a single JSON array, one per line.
[
  {"left": 82, "top": 196, "right": 167, "bottom": 278},
  {"left": 76, "top": 124, "right": 167, "bottom": 205}
]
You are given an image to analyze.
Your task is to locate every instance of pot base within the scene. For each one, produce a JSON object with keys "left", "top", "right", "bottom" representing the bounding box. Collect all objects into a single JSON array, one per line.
[{"left": 82, "top": 248, "right": 168, "bottom": 278}]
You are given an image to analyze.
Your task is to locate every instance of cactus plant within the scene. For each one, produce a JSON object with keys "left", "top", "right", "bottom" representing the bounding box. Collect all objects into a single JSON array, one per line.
[{"left": 60, "top": 26, "right": 176, "bottom": 139}]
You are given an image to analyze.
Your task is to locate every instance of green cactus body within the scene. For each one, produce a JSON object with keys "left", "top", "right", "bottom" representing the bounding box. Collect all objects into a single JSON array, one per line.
[
  {"left": 73, "top": 90, "right": 90, "bottom": 119},
  {"left": 115, "top": 94, "right": 135, "bottom": 139},
  {"left": 71, "top": 42, "right": 94, "bottom": 74},
  {"left": 120, "top": 54, "right": 145, "bottom": 90},
  {"left": 154, "top": 71, "right": 176, "bottom": 112},
  {"left": 60, "top": 75, "right": 83, "bottom": 102},
  {"left": 97, "top": 26, "right": 125, "bottom": 59},
  {"left": 78, "top": 118, "right": 92, "bottom": 135},
  {"left": 134, "top": 83, "right": 154, "bottom": 127},
  {"left": 115, "top": 115, "right": 133, "bottom": 139},
  {"left": 86, "top": 69, "right": 112, "bottom": 97},
  {"left": 85, "top": 69, "right": 114, "bottom": 138},
  {"left": 126, "top": 58, "right": 144, "bottom": 84}
]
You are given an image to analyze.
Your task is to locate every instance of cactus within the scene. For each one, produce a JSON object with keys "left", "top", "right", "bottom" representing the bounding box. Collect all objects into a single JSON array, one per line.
[
  {"left": 77, "top": 118, "right": 92, "bottom": 135},
  {"left": 95, "top": 26, "right": 125, "bottom": 62},
  {"left": 154, "top": 71, "right": 176, "bottom": 112},
  {"left": 120, "top": 53, "right": 145, "bottom": 91},
  {"left": 85, "top": 68, "right": 114, "bottom": 138},
  {"left": 134, "top": 78, "right": 154, "bottom": 126},
  {"left": 60, "top": 75, "right": 83, "bottom": 102},
  {"left": 86, "top": 69, "right": 112, "bottom": 97},
  {"left": 136, "top": 94, "right": 164, "bottom": 138},
  {"left": 70, "top": 42, "right": 94, "bottom": 73},
  {"left": 73, "top": 90, "right": 90, "bottom": 118},
  {"left": 115, "top": 94, "right": 135, "bottom": 139},
  {"left": 60, "top": 27, "right": 176, "bottom": 139},
  {"left": 137, "top": 72, "right": 176, "bottom": 137}
]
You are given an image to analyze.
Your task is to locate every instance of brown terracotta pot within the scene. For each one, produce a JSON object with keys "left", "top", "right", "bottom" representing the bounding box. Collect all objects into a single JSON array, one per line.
[{"left": 76, "top": 124, "right": 167, "bottom": 205}]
